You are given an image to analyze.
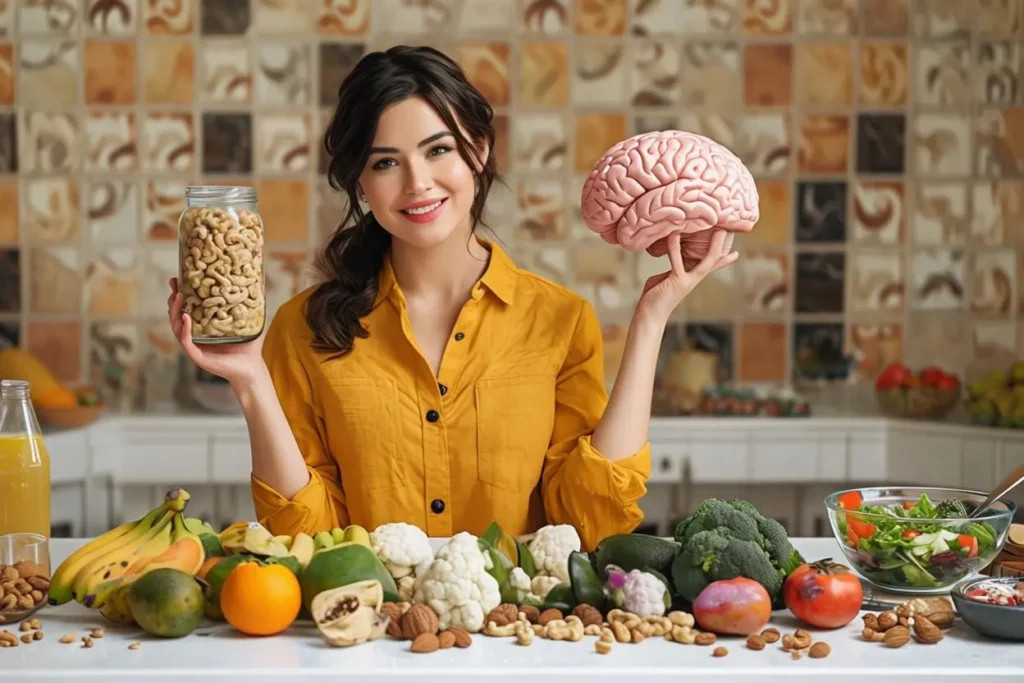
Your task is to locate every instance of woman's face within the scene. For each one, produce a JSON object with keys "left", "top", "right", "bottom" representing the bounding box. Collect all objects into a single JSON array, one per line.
[{"left": 358, "top": 96, "right": 484, "bottom": 249}]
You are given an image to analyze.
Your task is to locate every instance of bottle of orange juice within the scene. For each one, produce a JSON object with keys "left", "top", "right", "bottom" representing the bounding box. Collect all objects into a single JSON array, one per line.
[{"left": 0, "top": 380, "right": 51, "bottom": 537}]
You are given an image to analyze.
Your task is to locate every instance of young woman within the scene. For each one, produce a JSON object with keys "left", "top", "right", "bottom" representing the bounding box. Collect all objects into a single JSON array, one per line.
[{"left": 167, "top": 46, "right": 736, "bottom": 550}]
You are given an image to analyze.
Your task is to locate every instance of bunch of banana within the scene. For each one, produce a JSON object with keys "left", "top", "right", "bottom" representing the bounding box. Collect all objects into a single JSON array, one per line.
[
  {"left": 48, "top": 489, "right": 198, "bottom": 610},
  {"left": 312, "top": 525, "right": 371, "bottom": 554}
]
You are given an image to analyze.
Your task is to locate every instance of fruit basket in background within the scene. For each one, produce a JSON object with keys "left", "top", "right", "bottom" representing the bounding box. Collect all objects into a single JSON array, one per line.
[
  {"left": 873, "top": 363, "right": 960, "bottom": 420},
  {"left": 34, "top": 386, "right": 105, "bottom": 430},
  {"left": 965, "top": 364, "right": 1024, "bottom": 428}
]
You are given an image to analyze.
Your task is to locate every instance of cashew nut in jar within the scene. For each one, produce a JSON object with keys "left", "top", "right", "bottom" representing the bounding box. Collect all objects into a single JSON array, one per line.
[{"left": 179, "top": 205, "right": 266, "bottom": 342}]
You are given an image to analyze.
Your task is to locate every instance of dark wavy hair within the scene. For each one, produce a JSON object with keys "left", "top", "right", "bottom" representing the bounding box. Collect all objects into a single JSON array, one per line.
[{"left": 306, "top": 45, "right": 500, "bottom": 356}]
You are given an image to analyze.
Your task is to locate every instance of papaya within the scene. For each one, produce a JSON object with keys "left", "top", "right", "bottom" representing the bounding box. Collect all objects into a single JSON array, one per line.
[
  {"left": 0, "top": 348, "right": 63, "bottom": 399},
  {"left": 299, "top": 543, "right": 398, "bottom": 610},
  {"left": 126, "top": 568, "right": 205, "bottom": 638}
]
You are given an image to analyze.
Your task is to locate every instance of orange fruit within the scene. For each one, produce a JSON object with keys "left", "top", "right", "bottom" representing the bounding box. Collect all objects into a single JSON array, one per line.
[{"left": 219, "top": 562, "right": 301, "bottom": 636}]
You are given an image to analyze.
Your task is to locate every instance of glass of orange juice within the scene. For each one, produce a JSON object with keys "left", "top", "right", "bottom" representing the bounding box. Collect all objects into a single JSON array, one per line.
[{"left": 0, "top": 379, "right": 51, "bottom": 539}]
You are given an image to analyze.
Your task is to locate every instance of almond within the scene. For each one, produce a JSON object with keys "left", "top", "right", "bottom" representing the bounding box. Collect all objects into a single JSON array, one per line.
[
  {"left": 447, "top": 627, "right": 472, "bottom": 648},
  {"left": 712, "top": 646, "right": 728, "bottom": 657},
  {"left": 410, "top": 632, "right": 440, "bottom": 654},
  {"left": 438, "top": 630, "right": 456, "bottom": 649},
  {"left": 883, "top": 625, "right": 910, "bottom": 648}
]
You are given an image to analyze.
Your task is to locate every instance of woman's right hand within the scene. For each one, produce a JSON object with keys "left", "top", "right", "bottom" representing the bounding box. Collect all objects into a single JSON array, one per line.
[{"left": 167, "top": 277, "right": 267, "bottom": 387}]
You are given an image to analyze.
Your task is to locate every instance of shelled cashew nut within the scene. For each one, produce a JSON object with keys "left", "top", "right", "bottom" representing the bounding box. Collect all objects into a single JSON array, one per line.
[{"left": 179, "top": 206, "right": 266, "bottom": 340}]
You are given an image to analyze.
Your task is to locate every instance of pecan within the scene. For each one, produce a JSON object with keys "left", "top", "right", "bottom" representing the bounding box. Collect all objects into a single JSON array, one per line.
[
  {"left": 694, "top": 632, "right": 717, "bottom": 646},
  {"left": 746, "top": 634, "right": 765, "bottom": 650},
  {"left": 862, "top": 613, "right": 879, "bottom": 631}
]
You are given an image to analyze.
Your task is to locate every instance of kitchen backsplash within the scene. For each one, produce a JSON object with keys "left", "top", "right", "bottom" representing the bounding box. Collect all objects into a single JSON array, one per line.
[{"left": 0, "top": 0, "right": 1022, "bottom": 415}]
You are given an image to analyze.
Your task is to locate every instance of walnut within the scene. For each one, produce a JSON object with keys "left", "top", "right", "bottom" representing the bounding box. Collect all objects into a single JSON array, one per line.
[
  {"left": 862, "top": 613, "right": 879, "bottom": 631},
  {"left": 485, "top": 604, "right": 518, "bottom": 627},
  {"left": 571, "top": 604, "right": 602, "bottom": 627},
  {"left": 401, "top": 604, "right": 439, "bottom": 641}
]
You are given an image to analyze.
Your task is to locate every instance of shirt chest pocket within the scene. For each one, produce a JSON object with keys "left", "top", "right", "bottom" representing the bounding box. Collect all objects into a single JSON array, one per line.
[
  {"left": 475, "top": 375, "right": 556, "bottom": 493},
  {"left": 319, "top": 377, "right": 406, "bottom": 494}
]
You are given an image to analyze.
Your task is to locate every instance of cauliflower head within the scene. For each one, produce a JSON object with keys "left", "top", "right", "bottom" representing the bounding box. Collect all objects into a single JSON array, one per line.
[
  {"left": 509, "top": 567, "right": 531, "bottom": 604},
  {"left": 606, "top": 565, "right": 670, "bottom": 618},
  {"left": 528, "top": 524, "right": 580, "bottom": 585},
  {"left": 370, "top": 522, "right": 434, "bottom": 580},
  {"left": 412, "top": 532, "right": 501, "bottom": 632},
  {"left": 527, "top": 575, "right": 561, "bottom": 603}
]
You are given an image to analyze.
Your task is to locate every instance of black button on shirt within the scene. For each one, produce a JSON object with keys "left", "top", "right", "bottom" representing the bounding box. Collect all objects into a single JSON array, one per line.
[
  {"left": 438, "top": 383, "right": 447, "bottom": 396},
  {"left": 454, "top": 332, "right": 465, "bottom": 341},
  {"left": 431, "top": 499, "right": 445, "bottom": 514},
  {"left": 426, "top": 409, "right": 439, "bottom": 422}
]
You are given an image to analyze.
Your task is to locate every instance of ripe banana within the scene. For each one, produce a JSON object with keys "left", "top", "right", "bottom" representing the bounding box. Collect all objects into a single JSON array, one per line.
[
  {"left": 98, "top": 582, "right": 135, "bottom": 626},
  {"left": 71, "top": 489, "right": 189, "bottom": 605},
  {"left": 84, "top": 514, "right": 183, "bottom": 610},
  {"left": 48, "top": 505, "right": 165, "bottom": 606}
]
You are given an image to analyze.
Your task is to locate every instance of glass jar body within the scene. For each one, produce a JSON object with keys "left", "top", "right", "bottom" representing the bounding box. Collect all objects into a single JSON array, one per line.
[
  {"left": 0, "top": 380, "right": 51, "bottom": 539},
  {"left": 177, "top": 186, "right": 266, "bottom": 345}
]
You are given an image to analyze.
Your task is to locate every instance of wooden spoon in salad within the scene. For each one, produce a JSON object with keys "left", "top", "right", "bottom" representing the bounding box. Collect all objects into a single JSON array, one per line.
[{"left": 969, "top": 462, "right": 1024, "bottom": 519}]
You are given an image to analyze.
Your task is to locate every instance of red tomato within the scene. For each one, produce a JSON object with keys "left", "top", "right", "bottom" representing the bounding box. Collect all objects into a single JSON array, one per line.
[
  {"left": 783, "top": 559, "right": 864, "bottom": 629},
  {"left": 920, "top": 366, "right": 947, "bottom": 387},
  {"left": 934, "top": 374, "right": 960, "bottom": 392},
  {"left": 847, "top": 519, "right": 877, "bottom": 539},
  {"left": 902, "top": 529, "right": 921, "bottom": 539},
  {"left": 846, "top": 526, "right": 859, "bottom": 548},
  {"left": 875, "top": 362, "right": 911, "bottom": 390},
  {"left": 958, "top": 534, "right": 979, "bottom": 558},
  {"left": 836, "top": 491, "right": 863, "bottom": 510}
]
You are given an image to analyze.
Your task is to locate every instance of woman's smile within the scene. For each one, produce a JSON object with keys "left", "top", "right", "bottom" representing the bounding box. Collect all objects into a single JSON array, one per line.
[{"left": 399, "top": 197, "right": 448, "bottom": 224}]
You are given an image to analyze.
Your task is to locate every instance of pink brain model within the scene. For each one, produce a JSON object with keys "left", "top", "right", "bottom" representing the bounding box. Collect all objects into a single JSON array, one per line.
[{"left": 580, "top": 130, "right": 759, "bottom": 269}]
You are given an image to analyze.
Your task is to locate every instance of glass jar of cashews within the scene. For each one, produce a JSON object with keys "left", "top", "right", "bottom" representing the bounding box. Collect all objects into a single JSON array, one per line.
[{"left": 177, "top": 186, "right": 266, "bottom": 344}]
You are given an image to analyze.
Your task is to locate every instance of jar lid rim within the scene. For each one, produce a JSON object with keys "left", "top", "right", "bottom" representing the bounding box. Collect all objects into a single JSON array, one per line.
[{"left": 185, "top": 185, "right": 257, "bottom": 201}]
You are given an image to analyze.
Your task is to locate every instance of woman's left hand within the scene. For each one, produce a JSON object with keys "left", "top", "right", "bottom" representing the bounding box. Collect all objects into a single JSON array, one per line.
[{"left": 635, "top": 230, "right": 739, "bottom": 327}]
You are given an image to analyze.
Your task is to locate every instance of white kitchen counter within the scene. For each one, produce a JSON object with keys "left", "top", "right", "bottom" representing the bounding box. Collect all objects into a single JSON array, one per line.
[{"left": 2, "top": 538, "right": 1022, "bottom": 681}]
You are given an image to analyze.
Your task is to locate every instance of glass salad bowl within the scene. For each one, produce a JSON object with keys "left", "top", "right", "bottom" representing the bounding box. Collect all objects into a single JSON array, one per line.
[{"left": 824, "top": 487, "right": 1015, "bottom": 595}]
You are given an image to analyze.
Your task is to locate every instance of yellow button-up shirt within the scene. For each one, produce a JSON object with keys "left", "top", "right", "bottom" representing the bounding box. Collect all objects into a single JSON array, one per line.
[{"left": 251, "top": 239, "right": 651, "bottom": 550}]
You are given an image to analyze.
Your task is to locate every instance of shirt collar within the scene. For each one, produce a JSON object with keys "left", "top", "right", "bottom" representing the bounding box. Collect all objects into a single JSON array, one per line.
[{"left": 374, "top": 237, "right": 517, "bottom": 308}]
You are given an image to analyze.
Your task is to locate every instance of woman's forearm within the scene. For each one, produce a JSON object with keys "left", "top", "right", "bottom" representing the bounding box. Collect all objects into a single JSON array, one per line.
[
  {"left": 232, "top": 363, "right": 312, "bottom": 499},
  {"left": 591, "top": 312, "right": 665, "bottom": 460}
]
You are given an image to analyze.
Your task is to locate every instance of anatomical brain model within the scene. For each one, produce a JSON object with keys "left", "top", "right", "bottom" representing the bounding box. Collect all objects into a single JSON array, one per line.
[{"left": 580, "top": 130, "right": 759, "bottom": 268}]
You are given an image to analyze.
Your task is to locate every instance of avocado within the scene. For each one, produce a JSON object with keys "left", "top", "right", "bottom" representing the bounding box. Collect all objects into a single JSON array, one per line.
[{"left": 593, "top": 534, "right": 681, "bottom": 579}]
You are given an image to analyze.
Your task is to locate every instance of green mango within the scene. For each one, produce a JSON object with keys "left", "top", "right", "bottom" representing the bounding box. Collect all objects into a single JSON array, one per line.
[{"left": 542, "top": 583, "right": 576, "bottom": 611}]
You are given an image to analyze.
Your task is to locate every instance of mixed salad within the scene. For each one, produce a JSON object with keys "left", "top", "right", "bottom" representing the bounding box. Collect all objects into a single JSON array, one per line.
[{"left": 835, "top": 492, "right": 1001, "bottom": 589}]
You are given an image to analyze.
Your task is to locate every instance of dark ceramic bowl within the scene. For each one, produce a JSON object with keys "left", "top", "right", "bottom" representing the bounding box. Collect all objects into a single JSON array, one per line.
[{"left": 951, "top": 576, "right": 1024, "bottom": 642}]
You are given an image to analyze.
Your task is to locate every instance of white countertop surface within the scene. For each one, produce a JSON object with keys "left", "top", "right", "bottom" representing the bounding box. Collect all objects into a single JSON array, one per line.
[{"left": 2, "top": 538, "right": 1023, "bottom": 681}]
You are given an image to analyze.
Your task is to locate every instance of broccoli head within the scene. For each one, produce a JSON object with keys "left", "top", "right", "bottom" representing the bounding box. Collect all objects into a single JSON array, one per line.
[{"left": 673, "top": 499, "right": 761, "bottom": 547}]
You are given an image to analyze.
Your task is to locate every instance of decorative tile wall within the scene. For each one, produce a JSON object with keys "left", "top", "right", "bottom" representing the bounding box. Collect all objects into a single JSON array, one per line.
[{"left": 1, "top": 0, "right": 1023, "bottom": 415}]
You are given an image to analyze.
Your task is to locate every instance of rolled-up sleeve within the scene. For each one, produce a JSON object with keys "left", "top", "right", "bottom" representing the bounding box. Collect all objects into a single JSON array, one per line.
[
  {"left": 250, "top": 302, "right": 349, "bottom": 535},
  {"left": 541, "top": 299, "right": 651, "bottom": 551}
]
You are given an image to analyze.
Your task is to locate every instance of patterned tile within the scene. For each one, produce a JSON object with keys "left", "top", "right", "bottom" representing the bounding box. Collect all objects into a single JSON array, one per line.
[
  {"left": 318, "top": 43, "right": 364, "bottom": 107},
  {"left": 316, "top": 0, "right": 371, "bottom": 35},
  {"left": 914, "top": 42, "right": 970, "bottom": 107},
  {"left": 971, "top": 321, "right": 1017, "bottom": 377},
  {"left": 143, "top": 179, "right": 185, "bottom": 241},
  {"left": 680, "top": 42, "right": 741, "bottom": 106},
  {"left": 851, "top": 181, "right": 904, "bottom": 245},
  {"left": 493, "top": 114, "right": 510, "bottom": 176},
  {"left": 744, "top": 0, "right": 793, "bottom": 34},
  {"left": 904, "top": 313, "right": 970, "bottom": 376},
  {"left": 89, "top": 322, "right": 143, "bottom": 412},
  {"left": 85, "top": 111, "right": 137, "bottom": 172},
  {"left": 521, "top": 42, "right": 569, "bottom": 106},
  {"left": 142, "top": 113, "right": 194, "bottom": 172},
  {"left": 252, "top": 0, "right": 313, "bottom": 33},
  {"left": 19, "top": 0, "right": 80, "bottom": 34},
  {"left": 848, "top": 323, "right": 903, "bottom": 380},
  {"left": 142, "top": 41, "right": 193, "bottom": 103},
  {"left": 573, "top": 41, "right": 626, "bottom": 106},
  {"left": 797, "top": 42, "right": 853, "bottom": 107},
  {"left": 975, "top": 0, "right": 1023, "bottom": 36},
  {"left": 856, "top": 113, "right": 905, "bottom": 174},
  {"left": 29, "top": 247, "right": 81, "bottom": 314},
  {"left": 0, "top": 181, "right": 16, "bottom": 243},
  {"left": 795, "top": 181, "right": 846, "bottom": 243},
  {"left": 575, "top": 0, "right": 625, "bottom": 34},
  {"left": 256, "top": 180, "right": 309, "bottom": 244},
  {"left": 795, "top": 252, "right": 845, "bottom": 314},
  {"left": 911, "top": 249, "right": 966, "bottom": 310},
  {"left": 516, "top": 179, "right": 566, "bottom": 241},
  {"left": 913, "top": 114, "right": 971, "bottom": 177},
  {"left": 85, "top": 0, "right": 138, "bottom": 34},
  {"left": 798, "top": 115, "right": 849, "bottom": 174},
  {"left": 22, "top": 178, "right": 79, "bottom": 243},
  {"left": 737, "top": 321, "right": 786, "bottom": 382},
  {"left": 631, "top": 38, "right": 680, "bottom": 105},
  {"left": 514, "top": 113, "right": 567, "bottom": 172},
  {"left": 140, "top": 320, "right": 183, "bottom": 411},
  {"left": 19, "top": 40, "right": 78, "bottom": 107},
  {"left": 18, "top": 112, "right": 78, "bottom": 173},
  {"left": 202, "top": 113, "right": 251, "bottom": 173},
  {"left": 87, "top": 180, "right": 138, "bottom": 243},
  {"left": 0, "top": 249, "right": 19, "bottom": 313},
  {"left": 316, "top": 177, "right": 346, "bottom": 243},
  {"left": 255, "top": 43, "right": 310, "bottom": 105},
  {"left": 738, "top": 112, "right": 790, "bottom": 175},
  {"left": 266, "top": 250, "right": 313, "bottom": 319},
  {"left": 200, "top": 42, "right": 251, "bottom": 103},
  {"left": 793, "top": 322, "right": 845, "bottom": 379},
  {"left": 676, "top": 260, "right": 737, "bottom": 317},
  {"left": 739, "top": 250, "right": 788, "bottom": 313},
  {"left": 568, "top": 241, "right": 636, "bottom": 314},
  {"left": 573, "top": 113, "right": 626, "bottom": 174},
  {"left": 254, "top": 113, "right": 310, "bottom": 173},
  {"left": 374, "top": 0, "right": 457, "bottom": 33},
  {"left": 26, "top": 321, "right": 81, "bottom": 384},
  {"left": 140, "top": 244, "right": 176, "bottom": 317},
  {"left": 912, "top": 181, "right": 968, "bottom": 245},
  {"left": 976, "top": 42, "right": 1020, "bottom": 106},
  {"left": 973, "top": 181, "right": 1024, "bottom": 245},
  {"left": 144, "top": 0, "right": 195, "bottom": 34},
  {"left": 859, "top": 42, "right": 908, "bottom": 106},
  {"left": 913, "top": 0, "right": 971, "bottom": 39},
  {"left": 797, "top": 0, "right": 856, "bottom": 35},
  {"left": 84, "top": 41, "right": 135, "bottom": 104},
  {"left": 85, "top": 248, "right": 139, "bottom": 316},
  {"left": 0, "top": 43, "right": 14, "bottom": 105},
  {"left": 743, "top": 44, "right": 792, "bottom": 106},
  {"left": 0, "top": 112, "right": 15, "bottom": 173},
  {"left": 201, "top": 0, "right": 250, "bottom": 35},
  {"left": 521, "top": 0, "right": 569, "bottom": 34},
  {"left": 976, "top": 108, "right": 1024, "bottom": 177},
  {"left": 744, "top": 180, "right": 790, "bottom": 245},
  {"left": 850, "top": 250, "right": 904, "bottom": 311},
  {"left": 456, "top": 43, "right": 510, "bottom": 106},
  {"left": 970, "top": 250, "right": 1017, "bottom": 317}
]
